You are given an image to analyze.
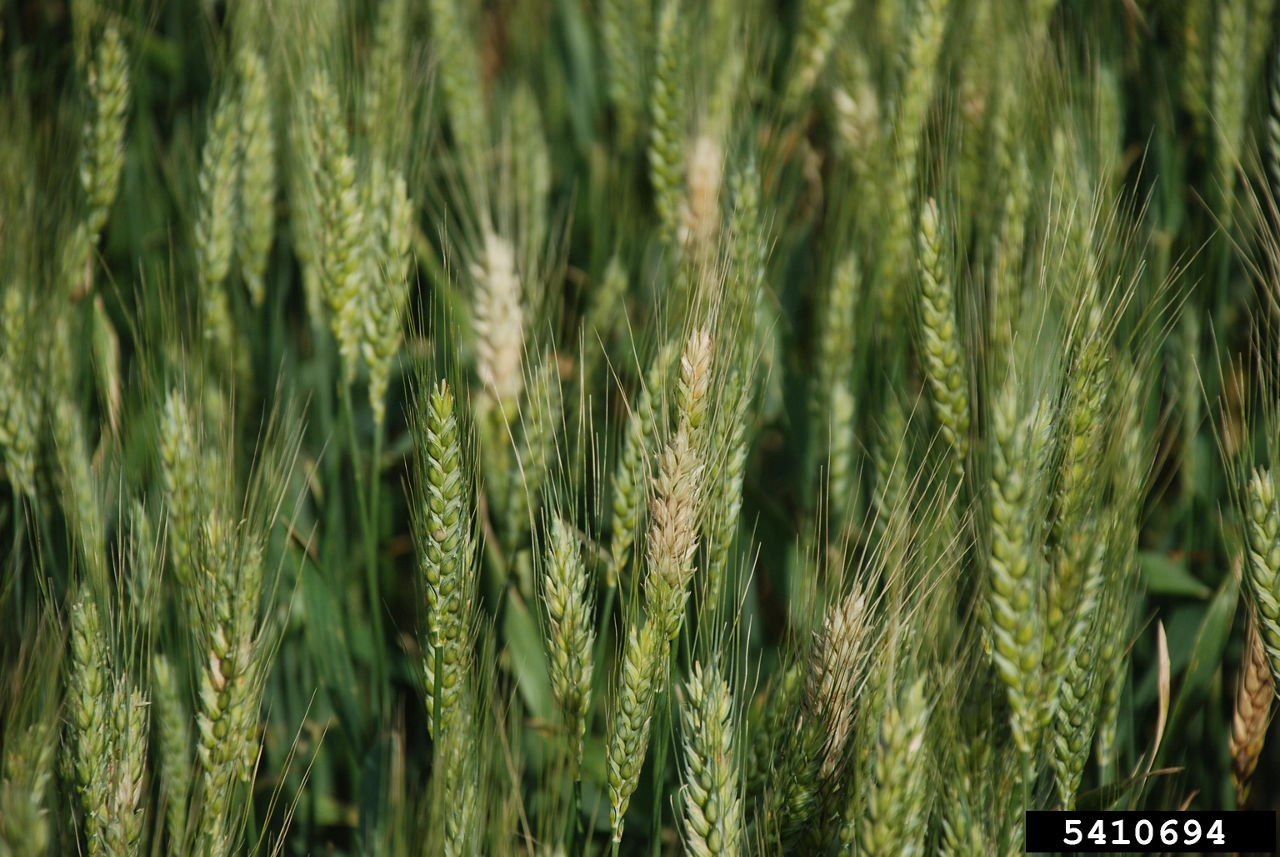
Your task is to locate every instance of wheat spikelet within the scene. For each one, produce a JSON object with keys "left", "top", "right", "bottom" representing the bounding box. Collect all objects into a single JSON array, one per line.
[
  {"left": 1045, "top": 339, "right": 1110, "bottom": 695},
  {"left": 437, "top": 711, "right": 482, "bottom": 857},
  {"left": 194, "top": 513, "right": 267, "bottom": 857},
  {"left": 160, "top": 389, "right": 206, "bottom": 593},
  {"left": 81, "top": 24, "right": 130, "bottom": 242},
  {"left": 649, "top": 0, "right": 687, "bottom": 246},
  {"left": 1094, "top": 561, "right": 1136, "bottom": 779},
  {"left": 1246, "top": 467, "right": 1280, "bottom": 686},
  {"left": 428, "top": 0, "right": 488, "bottom": 167},
  {"left": 785, "top": 0, "right": 855, "bottom": 109},
  {"left": 857, "top": 677, "right": 932, "bottom": 857},
  {"left": 812, "top": 253, "right": 859, "bottom": 426},
  {"left": 679, "top": 662, "right": 742, "bottom": 857},
  {"left": 152, "top": 653, "right": 192, "bottom": 849},
  {"left": 871, "top": 394, "right": 909, "bottom": 560},
  {"left": 985, "top": 385, "right": 1049, "bottom": 756},
  {"left": 0, "top": 722, "right": 56, "bottom": 856},
  {"left": 51, "top": 394, "right": 106, "bottom": 582},
  {"left": 830, "top": 50, "right": 881, "bottom": 183},
  {"left": 1211, "top": 0, "right": 1248, "bottom": 222},
  {"left": 917, "top": 198, "right": 970, "bottom": 476},
  {"left": 1270, "top": 61, "right": 1280, "bottom": 198},
  {"left": 1051, "top": 618, "right": 1102, "bottom": 807},
  {"left": 364, "top": 164, "right": 413, "bottom": 425},
  {"left": 606, "top": 618, "right": 663, "bottom": 842},
  {"left": 306, "top": 71, "right": 368, "bottom": 380},
  {"left": 508, "top": 353, "right": 561, "bottom": 547},
  {"left": 88, "top": 296, "right": 123, "bottom": 440},
  {"left": 541, "top": 516, "right": 596, "bottom": 777},
  {"left": 600, "top": 0, "right": 649, "bottom": 140},
  {"left": 586, "top": 255, "right": 629, "bottom": 355},
  {"left": 195, "top": 77, "right": 245, "bottom": 378},
  {"left": 704, "top": 369, "right": 749, "bottom": 615},
  {"left": 196, "top": 81, "right": 243, "bottom": 294},
  {"left": 609, "top": 341, "right": 678, "bottom": 587},
  {"left": 1231, "top": 609, "right": 1273, "bottom": 804},
  {"left": 989, "top": 149, "right": 1029, "bottom": 368},
  {"left": 67, "top": 594, "right": 110, "bottom": 847},
  {"left": 875, "top": 0, "right": 949, "bottom": 321},
  {"left": 414, "top": 380, "right": 475, "bottom": 737},
  {"left": 609, "top": 395, "right": 709, "bottom": 842},
  {"left": 361, "top": 0, "right": 409, "bottom": 148},
  {"left": 99, "top": 681, "right": 148, "bottom": 857},
  {"left": 287, "top": 86, "right": 327, "bottom": 325},
  {"left": 235, "top": 49, "right": 276, "bottom": 308},
  {"left": 0, "top": 287, "right": 38, "bottom": 498}
]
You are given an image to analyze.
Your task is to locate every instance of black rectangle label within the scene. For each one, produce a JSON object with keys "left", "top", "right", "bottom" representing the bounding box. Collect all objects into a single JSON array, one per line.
[{"left": 1025, "top": 810, "right": 1276, "bottom": 853}]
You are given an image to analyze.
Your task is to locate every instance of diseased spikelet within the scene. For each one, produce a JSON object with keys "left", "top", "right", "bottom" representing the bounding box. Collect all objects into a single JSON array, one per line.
[
  {"left": 1230, "top": 609, "right": 1273, "bottom": 804},
  {"left": 471, "top": 230, "right": 525, "bottom": 407}
]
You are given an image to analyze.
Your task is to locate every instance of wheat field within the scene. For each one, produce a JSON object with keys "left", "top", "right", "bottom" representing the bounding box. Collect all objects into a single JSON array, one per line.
[{"left": 2, "top": 0, "right": 1280, "bottom": 854}]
